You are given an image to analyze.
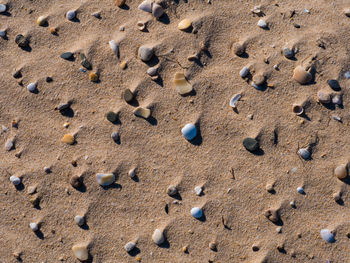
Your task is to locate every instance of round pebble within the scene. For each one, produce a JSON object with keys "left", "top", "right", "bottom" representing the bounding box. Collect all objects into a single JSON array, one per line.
[
  {"left": 75, "top": 215, "right": 85, "bottom": 226},
  {"left": 334, "top": 165, "right": 347, "bottom": 180},
  {"left": 297, "top": 187, "right": 304, "bottom": 194},
  {"left": 26, "top": 83, "right": 37, "bottom": 93},
  {"left": 70, "top": 175, "right": 82, "bottom": 188},
  {"left": 66, "top": 10, "right": 76, "bottom": 20},
  {"left": 152, "top": 229, "right": 165, "bottom": 245},
  {"left": 181, "top": 123, "right": 197, "bottom": 141},
  {"left": 0, "top": 30, "right": 6, "bottom": 38},
  {"left": 317, "top": 90, "right": 331, "bottom": 104},
  {"left": 138, "top": 45, "right": 154, "bottom": 62},
  {"left": 0, "top": 4, "right": 7, "bottom": 13},
  {"left": 10, "top": 175, "right": 21, "bottom": 186},
  {"left": 252, "top": 74, "right": 265, "bottom": 86},
  {"left": 265, "top": 183, "right": 274, "bottom": 193},
  {"left": 282, "top": 47, "right": 294, "bottom": 59},
  {"left": 72, "top": 244, "right": 89, "bottom": 261},
  {"left": 327, "top": 79, "right": 340, "bottom": 91},
  {"left": 231, "top": 42, "right": 245, "bottom": 56},
  {"left": 36, "top": 16, "right": 46, "bottom": 26},
  {"left": 62, "top": 134, "right": 75, "bottom": 145},
  {"left": 298, "top": 148, "right": 310, "bottom": 160},
  {"left": 167, "top": 185, "right": 178, "bottom": 196},
  {"left": 333, "top": 192, "right": 341, "bottom": 201},
  {"left": 147, "top": 67, "right": 158, "bottom": 76},
  {"left": 152, "top": 3, "right": 164, "bottom": 18},
  {"left": 320, "top": 229, "right": 335, "bottom": 243},
  {"left": 30, "top": 222, "right": 39, "bottom": 232},
  {"left": 243, "top": 137, "right": 259, "bottom": 152},
  {"left": 124, "top": 242, "right": 136, "bottom": 252},
  {"left": 106, "top": 111, "right": 117, "bottom": 123},
  {"left": 257, "top": 19, "right": 267, "bottom": 28},
  {"left": 111, "top": 131, "right": 119, "bottom": 142},
  {"left": 190, "top": 207, "right": 203, "bottom": 219},
  {"left": 239, "top": 66, "right": 249, "bottom": 78},
  {"left": 61, "top": 52, "right": 73, "bottom": 60}
]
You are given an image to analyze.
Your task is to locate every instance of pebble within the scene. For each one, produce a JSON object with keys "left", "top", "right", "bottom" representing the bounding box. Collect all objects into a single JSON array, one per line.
[
  {"left": 243, "top": 137, "right": 259, "bottom": 152},
  {"left": 282, "top": 47, "right": 294, "bottom": 59},
  {"left": 181, "top": 123, "right": 197, "bottom": 141},
  {"left": 298, "top": 148, "right": 310, "bottom": 159},
  {"left": 57, "top": 103, "right": 70, "bottom": 111},
  {"left": 27, "top": 185, "right": 37, "bottom": 194},
  {"left": 229, "top": 93, "right": 241, "bottom": 108},
  {"left": 290, "top": 201, "right": 295, "bottom": 207},
  {"left": 66, "top": 10, "right": 76, "bottom": 20},
  {"left": 128, "top": 168, "right": 136, "bottom": 178},
  {"left": 106, "top": 111, "right": 118, "bottom": 123},
  {"left": 344, "top": 8, "right": 350, "bottom": 17},
  {"left": 116, "top": 0, "right": 126, "bottom": 7},
  {"left": 111, "top": 131, "right": 119, "bottom": 142},
  {"left": 292, "top": 104, "right": 304, "bottom": 116},
  {"left": 333, "top": 115, "right": 341, "bottom": 122},
  {"left": 239, "top": 66, "right": 249, "bottom": 78},
  {"left": 36, "top": 16, "right": 46, "bottom": 26},
  {"left": 0, "top": 29, "right": 6, "bottom": 38},
  {"left": 252, "top": 74, "right": 265, "bottom": 86},
  {"left": 276, "top": 227, "right": 282, "bottom": 233},
  {"left": 194, "top": 186, "right": 202, "bottom": 196},
  {"left": 178, "top": 19, "right": 192, "bottom": 31},
  {"left": 152, "top": 229, "right": 165, "bottom": 245},
  {"left": 75, "top": 215, "right": 85, "bottom": 226},
  {"left": 191, "top": 207, "right": 203, "bottom": 219},
  {"left": 138, "top": 0, "right": 153, "bottom": 13},
  {"left": 209, "top": 242, "right": 217, "bottom": 251},
  {"left": 61, "top": 134, "right": 75, "bottom": 145},
  {"left": 80, "top": 56, "right": 92, "bottom": 70},
  {"left": 333, "top": 192, "right": 341, "bottom": 201},
  {"left": 138, "top": 45, "right": 154, "bottom": 62},
  {"left": 96, "top": 173, "right": 115, "bottom": 186},
  {"left": 334, "top": 165, "right": 347, "bottom": 180},
  {"left": 264, "top": 209, "right": 279, "bottom": 223},
  {"left": 327, "top": 79, "right": 340, "bottom": 91},
  {"left": 15, "top": 34, "right": 29, "bottom": 48},
  {"left": 174, "top": 72, "right": 193, "bottom": 95},
  {"left": 70, "top": 175, "right": 82, "bottom": 188},
  {"left": 317, "top": 90, "right": 331, "bottom": 104},
  {"left": 27, "top": 83, "right": 37, "bottom": 93},
  {"left": 92, "top": 12, "right": 101, "bottom": 19},
  {"left": 89, "top": 72, "right": 99, "bottom": 82},
  {"left": 265, "top": 183, "right": 274, "bottom": 193},
  {"left": 109, "top": 40, "right": 119, "bottom": 56},
  {"left": 147, "top": 67, "right": 158, "bottom": 76},
  {"left": 120, "top": 61, "right": 127, "bottom": 70},
  {"left": 320, "top": 229, "right": 335, "bottom": 243},
  {"left": 49, "top": 27, "right": 57, "bottom": 34},
  {"left": 257, "top": 19, "right": 267, "bottom": 28},
  {"left": 61, "top": 52, "right": 73, "bottom": 60},
  {"left": 332, "top": 94, "right": 342, "bottom": 105},
  {"left": 5, "top": 139, "right": 14, "bottom": 151},
  {"left": 10, "top": 175, "right": 21, "bottom": 185},
  {"left": 293, "top": 66, "right": 312, "bottom": 84},
  {"left": 133, "top": 107, "right": 151, "bottom": 119},
  {"left": 152, "top": 3, "right": 164, "bottom": 18},
  {"left": 44, "top": 166, "right": 51, "bottom": 173},
  {"left": 123, "top": 89, "right": 134, "bottom": 102},
  {"left": 231, "top": 42, "right": 245, "bottom": 56},
  {"left": 0, "top": 4, "right": 7, "bottom": 13},
  {"left": 72, "top": 244, "right": 89, "bottom": 261},
  {"left": 167, "top": 185, "right": 178, "bottom": 196},
  {"left": 345, "top": 71, "right": 350, "bottom": 79},
  {"left": 297, "top": 187, "right": 304, "bottom": 194},
  {"left": 30, "top": 222, "right": 39, "bottom": 232},
  {"left": 124, "top": 242, "right": 136, "bottom": 252}
]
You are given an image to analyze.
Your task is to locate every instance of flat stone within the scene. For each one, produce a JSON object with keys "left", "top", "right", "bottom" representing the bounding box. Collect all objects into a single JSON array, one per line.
[
  {"left": 62, "top": 134, "right": 75, "bottom": 144},
  {"left": 96, "top": 173, "right": 115, "bottom": 186},
  {"left": 138, "top": 46, "right": 154, "bottom": 62},
  {"left": 15, "top": 34, "right": 29, "bottom": 48},
  {"left": 133, "top": 107, "right": 151, "bottom": 119},
  {"left": 70, "top": 175, "right": 82, "bottom": 188},
  {"left": 243, "top": 138, "right": 259, "bottom": 152},
  {"left": 106, "top": 111, "right": 118, "bottom": 122},
  {"left": 57, "top": 103, "right": 70, "bottom": 111},
  {"left": 72, "top": 244, "right": 89, "bottom": 261},
  {"left": 178, "top": 19, "right": 192, "bottom": 31},
  {"left": 152, "top": 229, "right": 165, "bottom": 245},
  {"left": 174, "top": 73, "right": 192, "bottom": 95},
  {"left": 124, "top": 242, "right": 136, "bottom": 252},
  {"left": 334, "top": 165, "right": 347, "bottom": 180},
  {"left": 123, "top": 89, "right": 134, "bottom": 102},
  {"left": 61, "top": 52, "right": 73, "bottom": 60},
  {"left": 317, "top": 90, "right": 331, "bottom": 104}
]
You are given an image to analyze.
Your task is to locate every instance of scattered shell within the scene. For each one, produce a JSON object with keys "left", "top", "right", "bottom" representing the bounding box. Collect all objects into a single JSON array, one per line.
[
  {"left": 152, "top": 3, "right": 164, "bottom": 18},
  {"left": 229, "top": 94, "right": 241, "bottom": 108},
  {"left": 137, "top": 21, "right": 146, "bottom": 31},
  {"left": 70, "top": 175, "right": 82, "bottom": 188},
  {"left": 0, "top": 4, "right": 7, "bottom": 13},
  {"left": 252, "top": 74, "right": 265, "bottom": 86},
  {"left": 111, "top": 131, "right": 120, "bottom": 142},
  {"left": 5, "top": 139, "right": 14, "bottom": 151},
  {"left": 66, "top": 10, "right": 76, "bottom": 20},
  {"left": 96, "top": 173, "right": 115, "bottom": 186},
  {"left": 239, "top": 66, "right": 249, "bottom": 78},
  {"left": 27, "top": 83, "right": 37, "bottom": 93},
  {"left": 194, "top": 186, "right": 202, "bottom": 196},
  {"left": 243, "top": 137, "right": 259, "bottom": 152},
  {"left": 293, "top": 66, "right": 312, "bottom": 84},
  {"left": 231, "top": 42, "right": 245, "bottom": 56},
  {"left": 317, "top": 90, "right": 331, "bottom": 104},
  {"left": 36, "top": 16, "right": 47, "bottom": 26},
  {"left": 257, "top": 19, "right": 267, "bottom": 28},
  {"left": 75, "top": 215, "right": 85, "bottom": 226},
  {"left": 30, "top": 222, "right": 39, "bottom": 232},
  {"left": 174, "top": 72, "right": 193, "bottom": 95},
  {"left": 138, "top": 0, "right": 153, "bottom": 13},
  {"left": 106, "top": 111, "right": 118, "bottom": 122},
  {"left": 147, "top": 67, "right": 158, "bottom": 76},
  {"left": 61, "top": 134, "right": 75, "bottom": 145},
  {"left": 138, "top": 45, "right": 154, "bottom": 62},
  {"left": 264, "top": 209, "right": 279, "bottom": 223},
  {"left": 123, "top": 89, "right": 134, "bottom": 103},
  {"left": 332, "top": 94, "right": 342, "bottom": 105},
  {"left": 72, "top": 244, "right": 89, "bottom": 261},
  {"left": 10, "top": 175, "right": 21, "bottom": 186},
  {"left": 282, "top": 47, "right": 294, "bottom": 59},
  {"left": 334, "top": 165, "right": 347, "bottom": 180},
  {"left": 133, "top": 107, "right": 151, "bottom": 119},
  {"left": 152, "top": 229, "right": 165, "bottom": 245},
  {"left": 178, "top": 19, "right": 192, "bottom": 31},
  {"left": 297, "top": 187, "right": 304, "bottom": 194},
  {"left": 181, "top": 123, "right": 197, "bottom": 141},
  {"left": 167, "top": 185, "right": 178, "bottom": 196},
  {"left": 89, "top": 72, "right": 99, "bottom": 82},
  {"left": 116, "top": 0, "right": 126, "bottom": 7},
  {"left": 128, "top": 168, "right": 136, "bottom": 178},
  {"left": 320, "top": 229, "right": 335, "bottom": 243},
  {"left": 124, "top": 242, "right": 136, "bottom": 252},
  {"left": 327, "top": 79, "right": 340, "bottom": 91},
  {"left": 292, "top": 104, "right": 304, "bottom": 116},
  {"left": 190, "top": 207, "right": 203, "bottom": 219},
  {"left": 298, "top": 148, "right": 310, "bottom": 160},
  {"left": 15, "top": 34, "right": 29, "bottom": 48},
  {"left": 109, "top": 40, "right": 119, "bottom": 57}
]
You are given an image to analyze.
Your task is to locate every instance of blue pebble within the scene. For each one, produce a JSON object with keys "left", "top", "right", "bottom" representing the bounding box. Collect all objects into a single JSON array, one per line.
[
  {"left": 190, "top": 207, "right": 203, "bottom": 219},
  {"left": 181, "top": 123, "right": 197, "bottom": 141},
  {"left": 297, "top": 187, "right": 304, "bottom": 194},
  {"left": 320, "top": 229, "right": 335, "bottom": 243}
]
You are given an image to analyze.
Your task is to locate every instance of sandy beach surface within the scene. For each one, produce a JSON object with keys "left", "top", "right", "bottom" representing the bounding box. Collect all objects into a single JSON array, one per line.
[{"left": 1, "top": 0, "right": 350, "bottom": 262}]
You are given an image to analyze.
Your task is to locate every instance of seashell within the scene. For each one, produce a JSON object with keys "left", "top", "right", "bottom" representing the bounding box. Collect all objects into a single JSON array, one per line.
[
  {"left": 10, "top": 175, "right": 21, "bottom": 185},
  {"left": 174, "top": 72, "right": 192, "bottom": 95},
  {"left": 62, "top": 134, "right": 75, "bottom": 145},
  {"left": 190, "top": 207, "right": 203, "bottom": 219},
  {"left": 292, "top": 104, "right": 304, "bottom": 116},
  {"left": 152, "top": 229, "right": 165, "bottom": 245},
  {"left": 138, "top": 45, "right": 154, "bottom": 62},
  {"left": 317, "top": 90, "right": 331, "bottom": 104},
  {"left": 252, "top": 74, "right": 265, "bottom": 86},
  {"left": 133, "top": 107, "right": 151, "bottom": 119},
  {"left": 298, "top": 148, "right": 310, "bottom": 160},
  {"left": 334, "top": 165, "right": 347, "bottom": 180},
  {"left": 152, "top": 3, "right": 164, "bottom": 18},
  {"left": 137, "top": 21, "right": 146, "bottom": 31},
  {"left": 320, "top": 229, "right": 335, "bottom": 243},
  {"left": 72, "top": 244, "right": 89, "bottom": 261},
  {"left": 181, "top": 123, "right": 197, "bottom": 141},
  {"left": 147, "top": 67, "right": 158, "bottom": 76},
  {"left": 124, "top": 242, "right": 136, "bottom": 252},
  {"left": 96, "top": 173, "right": 115, "bottom": 186},
  {"left": 66, "top": 10, "right": 76, "bottom": 20},
  {"left": 239, "top": 66, "right": 249, "bottom": 78},
  {"left": 257, "top": 19, "right": 267, "bottom": 28},
  {"left": 27, "top": 83, "right": 37, "bottom": 93},
  {"left": 138, "top": 0, "right": 153, "bottom": 13},
  {"left": 36, "top": 16, "right": 47, "bottom": 26},
  {"left": 293, "top": 66, "right": 312, "bottom": 84},
  {"left": 109, "top": 40, "right": 119, "bottom": 57},
  {"left": 178, "top": 19, "right": 192, "bottom": 31},
  {"left": 332, "top": 94, "right": 342, "bottom": 105},
  {"left": 231, "top": 42, "right": 245, "bottom": 56},
  {"left": 0, "top": 4, "right": 7, "bottom": 13},
  {"left": 229, "top": 93, "right": 241, "bottom": 108}
]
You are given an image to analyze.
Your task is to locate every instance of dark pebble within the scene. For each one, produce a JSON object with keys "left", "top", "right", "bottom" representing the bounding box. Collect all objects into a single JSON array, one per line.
[
  {"left": 293, "top": 23, "right": 300, "bottom": 28},
  {"left": 106, "top": 111, "right": 117, "bottom": 123},
  {"left": 46, "top": 77, "right": 53, "bottom": 82},
  {"left": 70, "top": 175, "right": 82, "bottom": 188},
  {"left": 327, "top": 79, "right": 341, "bottom": 91},
  {"left": 81, "top": 59, "right": 92, "bottom": 70},
  {"left": 123, "top": 89, "right": 134, "bottom": 103},
  {"left": 282, "top": 48, "right": 294, "bottom": 59},
  {"left": 15, "top": 34, "right": 29, "bottom": 48},
  {"left": 13, "top": 70, "right": 22, "bottom": 79},
  {"left": 243, "top": 138, "right": 259, "bottom": 152},
  {"left": 60, "top": 52, "right": 74, "bottom": 60}
]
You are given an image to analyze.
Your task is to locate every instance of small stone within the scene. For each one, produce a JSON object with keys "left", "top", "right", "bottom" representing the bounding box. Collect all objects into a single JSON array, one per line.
[
  {"left": 182, "top": 246, "right": 188, "bottom": 253},
  {"left": 66, "top": 10, "right": 76, "bottom": 20},
  {"left": 276, "top": 227, "right": 282, "bottom": 233},
  {"left": 194, "top": 186, "right": 202, "bottom": 196},
  {"left": 0, "top": 4, "right": 7, "bottom": 13},
  {"left": 49, "top": 27, "right": 57, "bottom": 34},
  {"left": 181, "top": 123, "right": 197, "bottom": 141},
  {"left": 0, "top": 29, "right": 6, "bottom": 38},
  {"left": 27, "top": 83, "right": 37, "bottom": 93},
  {"left": 30, "top": 222, "right": 39, "bottom": 232},
  {"left": 239, "top": 66, "right": 249, "bottom": 78},
  {"left": 187, "top": 54, "right": 198, "bottom": 61},
  {"left": 5, "top": 139, "right": 14, "bottom": 151},
  {"left": 265, "top": 183, "right": 274, "bottom": 193},
  {"left": 178, "top": 19, "right": 192, "bottom": 31},
  {"left": 36, "top": 16, "right": 46, "bottom": 26},
  {"left": 344, "top": 8, "right": 350, "bottom": 17},
  {"left": 333, "top": 192, "right": 341, "bottom": 202},
  {"left": 174, "top": 73, "right": 193, "bottom": 95},
  {"left": 133, "top": 107, "right": 151, "bottom": 119},
  {"left": 147, "top": 67, "right": 158, "bottom": 76},
  {"left": 116, "top": 0, "right": 126, "bottom": 7},
  {"left": 81, "top": 59, "right": 92, "bottom": 70},
  {"left": 27, "top": 185, "right": 37, "bottom": 194},
  {"left": 293, "top": 23, "right": 301, "bottom": 28},
  {"left": 72, "top": 244, "right": 89, "bottom": 261},
  {"left": 334, "top": 165, "right": 347, "bottom": 180},
  {"left": 297, "top": 187, "right": 304, "bottom": 194},
  {"left": 106, "top": 111, "right": 118, "bottom": 123},
  {"left": 167, "top": 185, "right": 178, "bottom": 196},
  {"left": 152, "top": 229, "right": 165, "bottom": 245},
  {"left": 327, "top": 79, "right": 340, "bottom": 91},
  {"left": 252, "top": 245, "right": 260, "bottom": 251},
  {"left": 257, "top": 19, "right": 267, "bottom": 28},
  {"left": 320, "top": 229, "right": 335, "bottom": 243},
  {"left": 293, "top": 66, "right": 312, "bottom": 84},
  {"left": 92, "top": 12, "right": 101, "bottom": 18},
  {"left": 332, "top": 94, "right": 342, "bottom": 105},
  {"left": 62, "top": 134, "right": 75, "bottom": 145},
  {"left": 63, "top": 122, "right": 70, "bottom": 128},
  {"left": 190, "top": 207, "right": 203, "bottom": 219},
  {"left": 96, "top": 173, "right": 115, "bottom": 186},
  {"left": 111, "top": 131, "right": 120, "bottom": 142},
  {"left": 209, "top": 242, "right": 217, "bottom": 251},
  {"left": 70, "top": 175, "right": 82, "bottom": 188},
  {"left": 264, "top": 209, "right": 279, "bottom": 223},
  {"left": 290, "top": 201, "right": 295, "bottom": 207},
  {"left": 243, "top": 138, "right": 259, "bottom": 152},
  {"left": 61, "top": 52, "right": 73, "bottom": 60},
  {"left": 109, "top": 40, "right": 119, "bottom": 56},
  {"left": 152, "top": 3, "right": 164, "bottom": 18},
  {"left": 317, "top": 90, "right": 331, "bottom": 104},
  {"left": 15, "top": 34, "right": 29, "bottom": 48},
  {"left": 123, "top": 89, "right": 134, "bottom": 102},
  {"left": 13, "top": 70, "right": 22, "bottom": 79},
  {"left": 75, "top": 215, "right": 85, "bottom": 226},
  {"left": 46, "top": 76, "right": 53, "bottom": 82},
  {"left": 57, "top": 103, "right": 70, "bottom": 111},
  {"left": 292, "top": 104, "right": 304, "bottom": 116},
  {"left": 128, "top": 168, "right": 136, "bottom": 178},
  {"left": 124, "top": 242, "right": 136, "bottom": 252},
  {"left": 231, "top": 42, "right": 245, "bottom": 56},
  {"left": 89, "top": 72, "right": 98, "bottom": 82},
  {"left": 298, "top": 148, "right": 310, "bottom": 159},
  {"left": 120, "top": 61, "right": 127, "bottom": 70},
  {"left": 138, "top": 46, "right": 154, "bottom": 62},
  {"left": 138, "top": 0, "right": 153, "bottom": 13},
  {"left": 252, "top": 74, "right": 265, "bottom": 86},
  {"left": 10, "top": 175, "right": 21, "bottom": 186},
  {"left": 282, "top": 47, "right": 294, "bottom": 59}
]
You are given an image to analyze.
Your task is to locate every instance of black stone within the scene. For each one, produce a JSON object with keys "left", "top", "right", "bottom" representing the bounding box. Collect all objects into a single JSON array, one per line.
[
  {"left": 15, "top": 34, "right": 29, "bottom": 48},
  {"left": 106, "top": 111, "right": 117, "bottom": 123},
  {"left": 60, "top": 52, "right": 73, "bottom": 60},
  {"left": 81, "top": 59, "right": 92, "bottom": 70},
  {"left": 327, "top": 79, "right": 341, "bottom": 91},
  {"left": 46, "top": 77, "right": 53, "bottom": 82},
  {"left": 13, "top": 70, "right": 22, "bottom": 79},
  {"left": 243, "top": 138, "right": 259, "bottom": 152}
]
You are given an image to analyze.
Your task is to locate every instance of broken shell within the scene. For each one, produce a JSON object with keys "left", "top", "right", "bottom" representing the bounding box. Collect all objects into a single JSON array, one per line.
[
  {"left": 133, "top": 107, "right": 151, "bottom": 119},
  {"left": 138, "top": 0, "right": 153, "bottom": 13},
  {"left": 178, "top": 19, "right": 191, "bottom": 31},
  {"left": 174, "top": 73, "right": 192, "bottom": 95},
  {"left": 293, "top": 66, "right": 312, "bottom": 84},
  {"left": 292, "top": 104, "right": 304, "bottom": 116},
  {"left": 229, "top": 94, "right": 241, "bottom": 108},
  {"left": 317, "top": 90, "right": 331, "bottom": 104},
  {"left": 152, "top": 3, "right": 164, "bottom": 18},
  {"left": 109, "top": 40, "right": 119, "bottom": 57},
  {"left": 96, "top": 173, "right": 115, "bottom": 186},
  {"left": 298, "top": 148, "right": 310, "bottom": 160},
  {"left": 36, "top": 16, "right": 47, "bottom": 26},
  {"left": 137, "top": 21, "right": 146, "bottom": 31},
  {"left": 231, "top": 42, "right": 245, "bottom": 56},
  {"left": 334, "top": 165, "right": 347, "bottom": 180}
]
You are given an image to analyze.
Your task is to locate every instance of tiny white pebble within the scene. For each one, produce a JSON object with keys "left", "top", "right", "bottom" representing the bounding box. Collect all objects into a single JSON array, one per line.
[
  {"left": 27, "top": 83, "right": 37, "bottom": 93},
  {"left": 111, "top": 131, "right": 119, "bottom": 142},
  {"left": 30, "top": 222, "right": 39, "bottom": 232},
  {"left": 273, "top": 64, "right": 279, "bottom": 70},
  {"left": 10, "top": 175, "right": 21, "bottom": 185},
  {"left": 257, "top": 19, "right": 267, "bottom": 28},
  {"left": 128, "top": 168, "right": 136, "bottom": 178},
  {"left": 124, "top": 242, "right": 136, "bottom": 252},
  {"left": 276, "top": 227, "right": 282, "bottom": 233},
  {"left": 194, "top": 186, "right": 202, "bottom": 196},
  {"left": 66, "top": 10, "right": 76, "bottom": 20},
  {"left": 333, "top": 115, "right": 341, "bottom": 122},
  {"left": 84, "top": 155, "right": 88, "bottom": 160},
  {"left": 297, "top": 187, "right": 304, "bottom": 194},
  {"left": 2, "top": 125, "right": 7, "bottom": 132},
  {"left": 304, "top": 9, "right": 310, "bottom": 13},
  {"left": 290, "top": 201, "right": 295, "bottom": 207},
  {"left": 74, "top": 215, "right": 85, "bottom": 226},
  {"left": 227, "top": 188, "right": 232, "bottom": 193}
]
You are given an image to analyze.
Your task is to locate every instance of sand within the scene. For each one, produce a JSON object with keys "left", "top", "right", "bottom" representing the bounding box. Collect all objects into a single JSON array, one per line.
[{"left": 0, "top": 0, "right": 350, "bottom": 262}]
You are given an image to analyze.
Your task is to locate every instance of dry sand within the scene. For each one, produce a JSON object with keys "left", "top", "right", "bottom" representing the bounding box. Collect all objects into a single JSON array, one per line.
[{"left": 1, "top": 0, "right": 350, "bottom": 262}]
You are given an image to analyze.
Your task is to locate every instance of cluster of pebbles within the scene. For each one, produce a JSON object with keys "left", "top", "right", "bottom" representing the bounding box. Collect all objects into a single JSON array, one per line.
[{"left": 1, "top": 0, "right": 350, "bottom": 262}]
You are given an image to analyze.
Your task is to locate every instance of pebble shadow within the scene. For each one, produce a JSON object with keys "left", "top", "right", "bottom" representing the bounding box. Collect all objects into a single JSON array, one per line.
[
  {"left": 0, "top": 11, "right": 11, "bottom": 17},
  {"left": 158, "top": 14, "right": 170, "bottom": 25},
  {"left": 101, "top": 183, "right": 122, "bottom": 190},
  {"left": 15, "top": 183, "right": 24, "bottom": 191},
  {"left": 146, "top": 116, "right": 158, "bottom": 126},
  {"left": 189, "top": 123, "right": 202, "bottom": 146},
  {"left": 159, "top": 240, "right": 170, "bottom": 249},
  {"left": 251, "top": 148, "right": 264, "bottom": 156},
  {"left": 120, "top": 4, "right": 130, "bottom": 10},
  {"left": 60, "top": 108, "right": 74, "bottom": 118},
  {"left": 75, "top": 183, "right": 87, "bottom": 193},
  {"left": 80, "top": 223, "right": 90, "bottom": 230},
  {"left": 128, "top": 247, "right": 140, "bottom": 256},
  {"left": 34, "top": 230, "right": 44, "bottom": 239}
]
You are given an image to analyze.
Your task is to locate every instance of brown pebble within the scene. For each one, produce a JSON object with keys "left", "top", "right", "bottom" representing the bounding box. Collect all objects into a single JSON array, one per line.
[
  {"left": 293, "top": 66, "right": 312, "bottom": 84},
  {"left": 89, "top": 72, "right": 99, "bottom": 82},
  {"left": 71, "top": 160, "right": 77, "bottom": 167},
  {"left": 49, "top": 27, "right": 57, "bottom": 34},
  {"left": 70, "top": 175, "right": 82, "bottom": 188},
  {"left": 334, "top": 165, "right": 347, "bottom": 180},
  {"left": 61, "top": 134, "right": 75, "bottom": 145},
  {"left": 209, "top": 242, "right": 217, "bottom": 251},
  {"left": 120, "top": 61, "right": 127, "bottom": 70},
  {"left": 252, "top": 74, "right": 265, "bottom": 86},
  {"left": 116, "top": 0, "right": 126, "bottom": 7},
  {"left": 231, "top": 42, "right": 245, "bottom": 56},
  {"left": 317, "top": 90, "right": 331, "bottom": 104},
  {"left": 264, "top": 208, "right": 280, "bottom": 223}
]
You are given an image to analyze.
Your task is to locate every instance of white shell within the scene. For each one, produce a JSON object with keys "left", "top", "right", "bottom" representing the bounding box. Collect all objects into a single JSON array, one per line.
[
  {"left": 229, "top": 93, "right": 241, "bottom": 108},
  {"left": 128, "top": 168, "right": 136, "bottom": 178},
  {"left": 320, "top": 229, "right": 335, "bottom": 243},
  {"left": 298, "top": 148, "right": 310, "bottom": 160},
  {"left": 66, "top": 10, "right": 76, "bottom": 20},
  {"left": 75, "top": 215, "right": 85, "bottom": 226},
  {"left": 27, "top": 83, "right": 37, "bottom": 92},
  {"left": 194, "top": 186, "right": 202, "bottom": 196},
  {"left": 124, "top": 242, "right": 136, "bottom": 252},
  {"left": 257, "top": 19, "right": 267, "bottom": 28},
  {"left": 138, "top": 0, "right": 153, "bottom": 13},
  {"left": 0, "top": 4, "right": 7, "bottom": 13},
  {"left": 10, "top": 175, "right": 21, "bottom": 185},
  {"left": 239, "top": 66, "right": 249, "bottom": 78},
  {"left": 5, "top": 139, "right": 13, "bottom": 151},
  {"left": 30, "top": 222, "right": 39, "bottom": 231},
  {"left": 109, "top": 40, "right": 119, "bottom": 57},
  {"left": 152, "top": 229, "right": 165, "bottom": 245},
  {"left": 96, "top": 173, "right": 115, "bottom": 186}
]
